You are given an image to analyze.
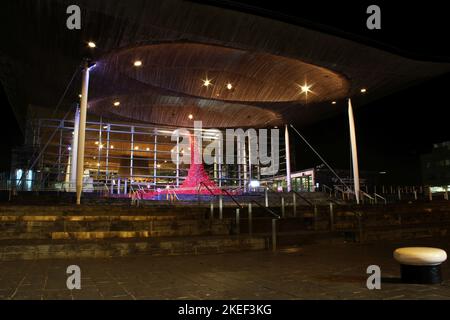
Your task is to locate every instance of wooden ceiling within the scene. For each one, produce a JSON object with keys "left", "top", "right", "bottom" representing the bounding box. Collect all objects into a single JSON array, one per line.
[{"left": 2, "top": 0, "right": 450, "bottom": 130}]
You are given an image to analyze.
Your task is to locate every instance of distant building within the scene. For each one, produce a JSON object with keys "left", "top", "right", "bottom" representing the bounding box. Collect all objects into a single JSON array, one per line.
[
  {"left": 421, "top": 141, "right": 450, "bottom": 190},
  {"left": 264, "top": 164, "right": 381, "bottom": 192}
]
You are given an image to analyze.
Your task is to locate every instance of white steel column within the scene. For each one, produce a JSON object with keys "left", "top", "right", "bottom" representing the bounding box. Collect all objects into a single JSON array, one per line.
[
  {"left": 218, "top": 135, "right": 223, "bottom": 187},
  {"left": 105, "top": 124, "right": 110, "bottom": 179},
  {"left": 76, "top": 62, "right": 90, "bottom": 205},
  {"left": 176, "top": 131, "right": 180, "bottom": 187},
  {"left": 243, "top": 138, "right": 247, "bottom": 192},
  {"left": 237, "top": 135, "right": 242, "bottom": 188},
  {"left": 70, "top": 107, "right": 80, "bottom": 191},
  {"left": 284, "top": 124, "right": 292, "bottom": 192},
  {"left": 153, "top": 131, "right": 157, "bottom": 186},
  {"left": 248, "top": 132, "right": 252, "bottom": 185},
  {"left": 130, "top": 126, "right": 134, "bottom": 179},
  {"left": 348, "top": 98, "right": 360, "bottom": 204}
]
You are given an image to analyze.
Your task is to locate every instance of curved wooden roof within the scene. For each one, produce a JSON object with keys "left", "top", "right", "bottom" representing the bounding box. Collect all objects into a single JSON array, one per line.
[{"left": 1, "top": 0, "right": 450, "bottom": 129}]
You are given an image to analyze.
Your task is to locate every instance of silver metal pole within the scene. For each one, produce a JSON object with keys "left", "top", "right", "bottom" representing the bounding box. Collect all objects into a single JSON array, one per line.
[
  {"left": 272, "top": 219, "right": 277, "bottom": 252},
  {"left": 265, "top": 188, "right": 269, "bottom": 207},
  {"left": 219, "top": 195, "right": 223, "bottom": 220},
  {"left": 292, "top": 192, "right": 297, "bottom": 217},
  {"left": 329, "top": 202, "right": 334, "bottom": 231},
  {"left": 248, "top": 202, "right": 253, "bottom": 236},
  {"left": 210, "top": 200, "right": 214, "bottom": 219},
  {"left": 235, "top": 208, "right": 240, "bottom": 234},
  {"left": 281, "top": 197, "right": 285, "bottom": 218}
]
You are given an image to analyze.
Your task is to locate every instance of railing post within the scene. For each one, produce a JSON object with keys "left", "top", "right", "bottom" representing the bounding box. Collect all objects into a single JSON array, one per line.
[
  {"left": 265, "top": 188, "right": 269, "bottom": 207},
  {"left": 271, "top": 219, "right": 277, "bottom": 252},
  {"left": 329, "top": 202, "right": 334, "bottom": 231},
  {"left": 219, "top": 194, "right": 223, "bottom": 219},
  {"left": 313, "top": 205, "right": 318, "bottom": 231},
  {"left": 281, "top": 197, "right": 285, "bottom": 218},
  {"left": 397, "top": 188, "right": 401, "bottom": 201},
  {"left": 210, "top": 200, "right": 214, "bottom": 219},
  {"left": 444, "top": 187, "right": 449, "bottom": 201},
  {"left": 292, "top": 192, "right": 297, "bottom": 217},
  {"left": 429, "top": 187, "right": 433, "bottom": 201},
  {"left": 235, "top": 208, "right": 240, "bottom": 235},
  {"left": 358, "top": 214, "right": 363, "bottom": 243},
  {"left": 414, "top": 190, "right": 417, "bottom": 201},
  {"left": 248, "top": 203, "right": 253, "bottom": 236}
]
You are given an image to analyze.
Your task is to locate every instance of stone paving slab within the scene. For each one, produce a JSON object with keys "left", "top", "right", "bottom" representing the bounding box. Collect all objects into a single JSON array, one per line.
[{"left": 1, "top": 237, "right": 450, "bottom": 300}]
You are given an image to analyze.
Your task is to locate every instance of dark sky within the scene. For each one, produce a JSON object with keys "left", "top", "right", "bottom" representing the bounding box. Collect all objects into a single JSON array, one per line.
[{"left": 1, "top": 1, "right": 450, "bottom": 183}]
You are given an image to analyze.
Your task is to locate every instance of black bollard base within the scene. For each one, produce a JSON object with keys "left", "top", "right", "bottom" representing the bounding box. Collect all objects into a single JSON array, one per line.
[{"left": 400, "top": 264, "right": 442, "bottom": 284}]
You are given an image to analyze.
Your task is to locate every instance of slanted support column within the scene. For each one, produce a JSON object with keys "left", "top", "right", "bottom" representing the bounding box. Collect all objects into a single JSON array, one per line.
[
  {"left": 76, "top": 61, "right": 91, "bottom": 205},
  {"left": 348, "top": 98, "right": 360, "bottom": 204},
  {"left": 284, "top": 124, "right": 291, "bottom": 192},
  {"left": 70, "top": 106, "right": 80, "bottom": 191}
]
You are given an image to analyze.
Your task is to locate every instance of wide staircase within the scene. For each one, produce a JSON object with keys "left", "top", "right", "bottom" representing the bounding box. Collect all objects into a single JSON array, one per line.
[{"left": 1, "top": 191, "right": 450, "bottom": 261}]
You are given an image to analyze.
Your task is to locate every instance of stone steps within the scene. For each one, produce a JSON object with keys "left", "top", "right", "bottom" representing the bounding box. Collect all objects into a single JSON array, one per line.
[
  {"left": 0, "top": 235, "right": 266, "bottom": 261},
  {"left": 0, "top": 214, "right": 231, "bottom": 240}
]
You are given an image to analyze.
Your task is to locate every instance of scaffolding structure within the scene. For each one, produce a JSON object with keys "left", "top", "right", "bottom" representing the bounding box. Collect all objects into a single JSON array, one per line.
[{"left": 9, "top": 109, "right": 287, "bottom": 195}]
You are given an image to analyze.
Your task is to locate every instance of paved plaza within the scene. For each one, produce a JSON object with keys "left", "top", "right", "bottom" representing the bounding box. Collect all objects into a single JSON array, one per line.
[{"left": 1, "top": 237, "right": 450, "bottom": 300}]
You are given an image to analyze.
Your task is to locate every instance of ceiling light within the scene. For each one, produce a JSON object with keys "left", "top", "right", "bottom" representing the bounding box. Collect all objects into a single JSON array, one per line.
[
  {"left": 226, "top": 83, "right": 233, "bottom": 90},
  {"left": 202, "top": 77, "right": 212, "bottom": 87},
  {"left": 134, "top": 60, "right": 142, "bottom": 67},
  {"left": 134, "top": 146, "right": 139, "bottom": 150},
  {"left": 87, "top": 41, "right": 96, "bottom": 48},
  {"left": 146, "top": 147, "right": 150, "bottom": 151},
  {"left": 110, "top": 145, "right": 114, "bottom": 149},
  {"left": 361, "top": 88, "right": 367, "bottom": 93},
  {"left": 95, "top": 141, "right": 99, "bottom": 145},
  {"left": 331, "top": 101, "right": 337, "bottom": 105},
  {"left": 157, "top": 164, "right": 161, "bottom": 168},
  {"left": 103, "top": 125, "right": 108, "bottom": 129},
  {"left": 298, "top": 83, "right": 312, "bottom": 95},
  {"left": 78, "top": 94, "right": 82, "bottom": 98},
  {"left": 188, "top": 114, "right": 193, "bottom": 120},
  {"left": 113, "top": 101, "right": 120, "bottom": 107}
]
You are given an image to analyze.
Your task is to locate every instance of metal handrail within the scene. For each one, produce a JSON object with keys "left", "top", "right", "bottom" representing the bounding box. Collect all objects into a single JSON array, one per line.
[
  {"left": 221, "top": 188, "right": 243, "bottom": 209},
  {"left": 373, "top": 193, "right": 387, "bottom": 204},
  {"left": 322, "top": 184, "right": 333, "bottom": 196},
  {"left": 198, "top": 182, "right": 243, "bottom": 209},
  {"left": 290, "top": 190, "right": 314, "bottom": 207},
  {"left": 360, "top": 191, "right": 374, "bottom": 201},
  {"left": 250, "top": 200, "right": 280, "bottom": 219}
]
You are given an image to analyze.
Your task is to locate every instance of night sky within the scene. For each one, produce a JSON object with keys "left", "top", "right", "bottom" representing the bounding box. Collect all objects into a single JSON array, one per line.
[{"left": 1, "top": 1, "right": 449, "bottom": 183}]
